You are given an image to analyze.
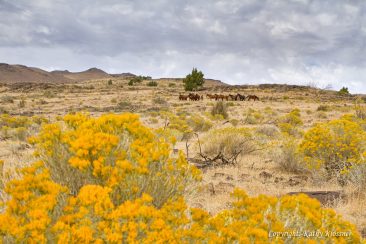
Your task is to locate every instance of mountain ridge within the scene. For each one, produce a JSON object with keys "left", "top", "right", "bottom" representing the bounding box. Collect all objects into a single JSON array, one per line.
[{"left": 0, "top": 63, "right": 135, "bottom": 83}]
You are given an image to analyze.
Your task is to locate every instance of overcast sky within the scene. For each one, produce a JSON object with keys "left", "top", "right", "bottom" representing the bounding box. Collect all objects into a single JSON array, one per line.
[{"left": 0, "top": 0, "right": 365, "bottom": 92}]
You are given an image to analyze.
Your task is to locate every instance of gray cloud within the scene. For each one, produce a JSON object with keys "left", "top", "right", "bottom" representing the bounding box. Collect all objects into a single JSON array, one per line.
[{"left": 0, "top": 0, "right": 366, "bottom": 92}]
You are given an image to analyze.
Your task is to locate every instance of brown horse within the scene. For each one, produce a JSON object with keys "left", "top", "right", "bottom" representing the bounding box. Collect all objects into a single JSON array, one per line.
[
  {"left": 247, "top": 95, "right": 259, "bottom": 101},
  {"left": 188, "top": 93, "right": 201, "bottom": 101},
  {"left": 179, "top": 94, "right": 188, "bottom": 100},
  {"left": 207, "top": 94, "right": 220, "bottom": 100}
]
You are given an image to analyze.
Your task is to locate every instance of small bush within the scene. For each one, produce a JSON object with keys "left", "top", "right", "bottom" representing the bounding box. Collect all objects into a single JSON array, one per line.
[
  {"left": 200, "top": 127, "right": 256, "bottom": 160},
  {"left": 230, "top": 119, "right": 239, "bottom": 126},
  {"left": 317, "top": 105, "right": 330, "bottom": 111},
  {"left": 277, "top": 108, "right": 303, "bottom": 137},
  {"left": 186, "top": 114, "right": 212, "bottom": 132},
  {"left": 152, "top": 96, "right": 167, "bottom": 105},
  {"left": 130, "top": 76, "right": 143, "bottom": 84},
  {"left": 316, "top": 111, "right": 328, "bottom": 119},
  {"left": 159, "top": 111, "right": 192, "bottom": 140},
  {"left": 1, "top": 96, "right": 14, "bottom": 103},
  {"left": 264, "top": 106, "right": 277, "bottom": 116},
  {"left": 244, "top": 110, "right": 263, "bottom": 124},
  {"left": 346, "top": 163, "right": 366, "bottom": 195},
  {"left": 0, "top": 106, "right": 8, "bottom": 114},
  {"left": 13, "top": 127, "right": 28, "bottom": 141},
  {"left": 355, "top": 97, "right": 366, "bottom": 120},
  {"left": 116, "top": 101, "right": 131, "bottom": 110},
  {"left": 272, "top": 136, "right": 306, "bottom": 173},
  {"left": 168, "top": 83, "right": 176, "bottom": 87},
  {"left": 38, "top": 99, "right": 48, "bottom": 105},
  {"left": 147, "top": 81, "right": 158, "bottom": 87},
  {"left": 211, "top": 101, "right": 228, "bottom": 119},
  {"left": 107, "top": 79, "right": 113, "bottom": 85},
  {"left": 18, "top": 99, "right": 26, "bottom": 108},
  {"left": 43, "top": 90, "right": 55, "bottom": 98},
  {"left": 256, "top": 125, "right": 280, "bottom": 138}
]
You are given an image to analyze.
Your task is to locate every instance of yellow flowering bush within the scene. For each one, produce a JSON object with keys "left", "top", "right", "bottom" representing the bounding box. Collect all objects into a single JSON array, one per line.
[
  {"left": 159, "top": 111, "right": 193, "bottom": 140},
  {"left": 184, "top": 189, "right": 362, "bottom": 243},
  {"left": 299, "top": 119, "right": 366, "bottom": 179},
  {"left": 0, "top": 162, "right": 66, "bottom": 242},
  {"left": 28, "top": 113, "right": 200, "bottom": 207},
  {"left": 0, "top": 171, "right": 362, "bottom": 243},
  {"left": 0, "top": 114, "right": 48, "bottom": 140},
  {"left": 277, "top": 108, "right": 303, "bottom": 137}
]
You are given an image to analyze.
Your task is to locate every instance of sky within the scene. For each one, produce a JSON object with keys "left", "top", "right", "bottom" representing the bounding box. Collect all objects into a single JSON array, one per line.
[{"left": 0, "top": 0, "right": 365, "bottom": 93}]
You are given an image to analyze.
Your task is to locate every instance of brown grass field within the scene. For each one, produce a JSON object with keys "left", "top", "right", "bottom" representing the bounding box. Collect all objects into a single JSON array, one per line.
[{"left": 0, "top": 77, "right": 365, "bottom": 236}]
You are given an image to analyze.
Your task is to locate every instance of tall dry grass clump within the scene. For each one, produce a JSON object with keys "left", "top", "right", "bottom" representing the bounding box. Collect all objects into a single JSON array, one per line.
[
  {"left": 272, "top": 136, "right": 307, "bottom": 173},
  {"left": 211, "top": 101, "right": 228, "bottom": 119}
]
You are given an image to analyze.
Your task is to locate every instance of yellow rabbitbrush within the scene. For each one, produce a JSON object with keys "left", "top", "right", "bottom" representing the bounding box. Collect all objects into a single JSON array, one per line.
[
  {"left": 299, "top": 118, "right": 366, "bottom": 178},
  {"left": 0, "top": 113, "right": 364, "bottom": 243},
  {"left": 28, "top": 113, "right": 201, "bottom": 207}
]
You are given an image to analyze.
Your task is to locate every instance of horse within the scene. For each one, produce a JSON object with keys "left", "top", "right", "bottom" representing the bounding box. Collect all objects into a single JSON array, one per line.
[
  {"left": 179, "top": 94, "right": 188, "bottom": 100},
  {"left": 236, "top": 93, "right": 246, "bottom": 101},
  {"left": 229, "top": 94, "right": 238, "bottom": 101},
  {"left": 206, "top": 94, "right": 215, "bottom": 100},
  {"left": 188, "top": 93, "right": 201, "bottom": 101},
  {"left": 247, "top": 95, "right": 259, "bottom": 101}
]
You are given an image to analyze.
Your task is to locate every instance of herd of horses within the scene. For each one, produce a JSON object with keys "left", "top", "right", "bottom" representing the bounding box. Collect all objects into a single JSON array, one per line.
[{"left": 179, "top": 93, "right": 259, "bottom": 101}]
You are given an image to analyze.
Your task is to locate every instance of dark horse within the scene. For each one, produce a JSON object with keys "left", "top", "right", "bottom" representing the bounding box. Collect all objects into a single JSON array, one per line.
[{"left": 236, "top": 93, "right": 246, "bottom": 101}]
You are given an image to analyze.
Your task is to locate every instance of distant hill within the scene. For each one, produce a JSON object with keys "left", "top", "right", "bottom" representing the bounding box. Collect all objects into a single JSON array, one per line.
[
  {"left": 54, "top": 68, "right": 111, "bottom": 81},
  {"left": 110, "top": 73, "right": 137, "bottom": 78},
  {"left": 0, "top": 63, "right": 135, "bottom": 83},
  {"left": 0, "top": 63, "right": 71, "bottom": 83}
]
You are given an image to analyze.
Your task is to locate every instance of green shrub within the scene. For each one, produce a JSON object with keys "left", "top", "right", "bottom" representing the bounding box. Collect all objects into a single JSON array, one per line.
[
  {"left": 147, "top": 81, "right": 158, "bottom": 87},
  {"left": 183, "top": 68, "right": 204, "bottom": 91},
  {"left": 338, "top": 87, "right": 350, "bottom": 95}
]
